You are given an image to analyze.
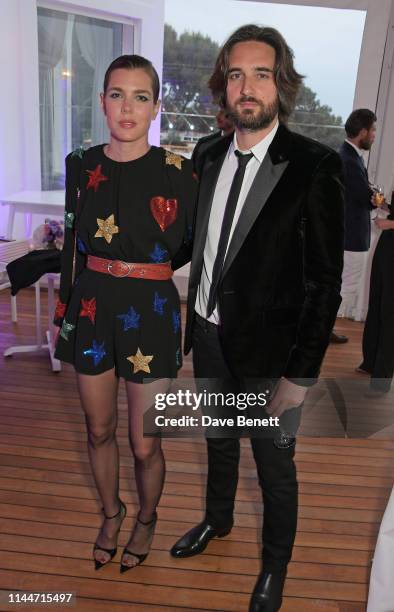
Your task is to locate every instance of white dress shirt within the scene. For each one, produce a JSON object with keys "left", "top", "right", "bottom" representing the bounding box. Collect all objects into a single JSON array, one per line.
[{"left": 195, "top": 121, "right": 279, "bottom": 324}]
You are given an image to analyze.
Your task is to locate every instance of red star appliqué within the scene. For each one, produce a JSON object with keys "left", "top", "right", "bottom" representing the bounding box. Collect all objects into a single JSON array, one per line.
[
  {"left": 86, "top": 165, "right": 108, "bottom": 192},
  {"left": 54, "top": 301, "right": 67, "bottom": 321},
  {"left": 80, "top": 297, "right": 96, "bottom": 324}
]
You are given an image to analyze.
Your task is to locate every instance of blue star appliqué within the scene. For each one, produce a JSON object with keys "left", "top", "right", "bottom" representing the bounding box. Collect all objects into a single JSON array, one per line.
[
  {"left": 77, "top": 237, "right": 87, "bottom": 253},
  {"left": 153, "top": 292, "right": 167, "bottom": 316},
  {"left": 117, "top": 306, "right": 140, "bottom": 331},
  {"left": 172, "top": 310, "right": 181, "bottom": 334},
  {"left": 83, "top": 340, "right": 106, "bottom": 366},
  {"left": 149, "top": 243, "right": 167, "bottom": 263},
  {"left": 186, "top": 224, "right": 193, "bottom": 243}
]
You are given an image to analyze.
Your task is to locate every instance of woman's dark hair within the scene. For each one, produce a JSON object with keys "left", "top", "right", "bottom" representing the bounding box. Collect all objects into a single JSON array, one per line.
[
  {"left": 103, "top": 54, "right": 160, "bottom": 103},
  {"left": 208, "top": 24, "right": 304, "bottom": 123},
  {"left": 345, "top": 109, "right": 377, "bottom": 138}
]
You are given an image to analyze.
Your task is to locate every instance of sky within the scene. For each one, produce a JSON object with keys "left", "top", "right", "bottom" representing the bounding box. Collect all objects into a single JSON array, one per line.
[{"left": 165, "top": 0, "right": 366, "bottom": 120}]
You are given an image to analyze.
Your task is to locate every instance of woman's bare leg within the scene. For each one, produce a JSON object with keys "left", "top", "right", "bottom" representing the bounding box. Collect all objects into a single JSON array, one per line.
[
  {"left": 77, "top": 368, "right": 123, "bottom": 565},
  {"left": 121, "top": 378, "right": 170, "bottom": 569}
]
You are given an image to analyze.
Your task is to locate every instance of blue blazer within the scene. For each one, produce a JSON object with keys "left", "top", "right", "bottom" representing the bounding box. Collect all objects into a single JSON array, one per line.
[{"left": 338, "top": 141, "right": 372, "bottom": 251}]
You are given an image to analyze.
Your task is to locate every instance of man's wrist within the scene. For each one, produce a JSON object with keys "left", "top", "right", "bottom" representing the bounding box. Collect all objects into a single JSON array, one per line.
[{"left": 285, "top": 376, "right": 316, "bottom": 388}]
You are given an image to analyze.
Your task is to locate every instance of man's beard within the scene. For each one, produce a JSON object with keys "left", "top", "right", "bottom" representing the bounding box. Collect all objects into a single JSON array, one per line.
[
  {"left": 226, "top": 95, "right": 279, "bottom": 131},
  {"left": 359, "top": 137, "right": 372, "bottom": 151}
]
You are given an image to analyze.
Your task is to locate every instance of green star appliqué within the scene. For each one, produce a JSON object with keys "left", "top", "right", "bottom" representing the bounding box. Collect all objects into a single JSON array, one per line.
[
  {"left": 64, "top": 211, "right": 75, "bottom": 229},
  {"left": 60, "top": 319, "right": 75, "bottom": 341},
  {"left": 71, "top": 146, "right": 85, "bottom": 159}
]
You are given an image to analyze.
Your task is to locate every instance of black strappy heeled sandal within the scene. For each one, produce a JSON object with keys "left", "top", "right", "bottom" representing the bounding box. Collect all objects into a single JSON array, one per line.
[
  {"left": 120, "top": 511, "right": 157, "bottom": 574},
  {"left": 93, "top": 500, "right": 127, "bottom": 570}
]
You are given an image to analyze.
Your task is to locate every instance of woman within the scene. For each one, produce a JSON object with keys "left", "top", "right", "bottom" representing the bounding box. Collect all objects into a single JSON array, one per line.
[
  {"left": 358, "top": 206, "right": 394, "bottom": 395},
  {"left": 53, "top": 55, "right": 196, "bottom": 573}
]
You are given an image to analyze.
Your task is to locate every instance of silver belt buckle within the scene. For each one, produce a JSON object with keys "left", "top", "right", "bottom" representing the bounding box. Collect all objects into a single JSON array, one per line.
[{"left": 107, "top": 260, "right": 132, "bottom": 277}]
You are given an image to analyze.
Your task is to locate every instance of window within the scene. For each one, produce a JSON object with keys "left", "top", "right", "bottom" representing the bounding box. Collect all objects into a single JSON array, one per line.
[
  {"left": 161, "top": 0, "right": 366, "bottom": 156},
  {"left": 37, "top": 6, "right": 134, "bottom": 189}
]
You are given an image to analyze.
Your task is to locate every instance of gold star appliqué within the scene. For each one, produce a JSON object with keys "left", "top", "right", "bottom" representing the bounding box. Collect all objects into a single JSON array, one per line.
[
  {"left": 94, "top": 214, "right": 119, "bottom": 244},
  {"left": 165, "top": 150, "right": 183, "bottom": 171},
  {"left": 127, "top": 348, "right": 154, "bottom": 374}
]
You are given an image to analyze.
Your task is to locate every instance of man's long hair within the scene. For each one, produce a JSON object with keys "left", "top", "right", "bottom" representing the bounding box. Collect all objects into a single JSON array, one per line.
[{"left": 208, "top": 24, "right": 304, "bottom": 124}]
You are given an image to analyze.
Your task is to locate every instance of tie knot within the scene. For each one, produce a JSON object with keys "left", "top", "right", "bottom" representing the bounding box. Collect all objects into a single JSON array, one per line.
[{"left": 234, "top": 150, "right": 254, "bottom": 167}]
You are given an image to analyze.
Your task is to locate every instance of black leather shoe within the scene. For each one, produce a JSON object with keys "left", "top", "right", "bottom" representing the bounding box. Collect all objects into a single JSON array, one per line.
[
  {"left": 355, "top": 365, "right": 370, "bottom": 374},
  {"left": 249, "top": 571, "right": 287, "bottom": 612},
  {"left": 170, "top": 520, "right": 232, "bottom": 558},
  {"left": 330, "top": 331, "right": 348, "bottom": 344}
]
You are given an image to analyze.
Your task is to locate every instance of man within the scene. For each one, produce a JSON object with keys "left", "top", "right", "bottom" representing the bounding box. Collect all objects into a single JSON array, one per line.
[
  {"left": 171, "top": 25, "right": 344, "bottom": 612},
  {"left": 336, "top": 108, "right": 377, "bottom": 320}
]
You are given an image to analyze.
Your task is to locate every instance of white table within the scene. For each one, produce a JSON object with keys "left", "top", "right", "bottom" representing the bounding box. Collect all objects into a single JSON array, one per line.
[
  {"left": 1, "top": 190, "right": 65, "bottom": 239},
  {"left": 1, "top": 190, "right": 65, "bottom": 372}
]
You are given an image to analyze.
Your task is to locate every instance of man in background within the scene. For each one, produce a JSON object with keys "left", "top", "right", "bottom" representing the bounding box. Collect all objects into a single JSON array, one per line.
[{"left": 337, "top": 108, "right": 377, "bottom": 321}]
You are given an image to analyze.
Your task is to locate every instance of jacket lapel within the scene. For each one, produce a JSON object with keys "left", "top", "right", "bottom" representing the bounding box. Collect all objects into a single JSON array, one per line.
[
  {"left": 189, "top": 138, "right": 230, "bottom": 287},
  {"left": 221, "top": 125, "right": 290, "bottom": 279}
]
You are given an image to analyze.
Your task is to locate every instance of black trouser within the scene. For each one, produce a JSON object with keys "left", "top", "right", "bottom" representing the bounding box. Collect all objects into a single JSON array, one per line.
[
  {"left": 192, "top": 314, "right": 298, "bottom": 573},
  {"left": 361, "top": 231, "right": 394, "bottom": 392}
]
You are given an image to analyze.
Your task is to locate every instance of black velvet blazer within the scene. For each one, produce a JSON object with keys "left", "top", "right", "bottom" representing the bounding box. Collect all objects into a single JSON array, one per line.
[
  {"left": 338, "top": 141, "right": 372, "bottom": 252},
  {"left": 191, "top": 130, "right": 223, "bottom": 177},
  {"left": 173, "top": 124, "right": 345, "bottom": 384}
]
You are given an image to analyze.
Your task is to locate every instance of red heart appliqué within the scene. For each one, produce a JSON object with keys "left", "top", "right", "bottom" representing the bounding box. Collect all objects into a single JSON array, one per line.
[{"left": 150, "top": 196, "right": 178, "bottom": 232}]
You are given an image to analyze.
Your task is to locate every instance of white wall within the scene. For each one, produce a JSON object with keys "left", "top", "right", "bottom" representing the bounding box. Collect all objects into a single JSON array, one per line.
[
  {"left": 354, "top": 0, "right": 393, "bottom": 187},
  {"left": 353, "top": 0, "right": 392, "bottom": 114},
  {"left": 0, "top": 0, "right": 165, "bottom": 238},
  {"left": 369, "top": 0, "right": 394, "bottom": 195},
  {"left": 0, "top": 1, "right": 37, "bottom": 237},
  {"left": 237, "top": 0, "right": 368, "bottom": 8}
]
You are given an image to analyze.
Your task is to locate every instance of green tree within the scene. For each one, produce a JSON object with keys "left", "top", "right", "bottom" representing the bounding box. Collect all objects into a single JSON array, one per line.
[
  {"left": 162, "top": 25, "right": 345, "bottom": 149},
  {"left": 291, "top": 85, "right": 344, "bottom": 149},
  {"left": 162, "top": 25, "right": 220, "bottom": 143}
]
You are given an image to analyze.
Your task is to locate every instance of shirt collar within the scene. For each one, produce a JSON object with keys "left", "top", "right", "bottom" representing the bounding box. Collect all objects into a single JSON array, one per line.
[
  {"left": 228, "top": 120, "right": 279, "bottom": 163},
  {"left": 345, "top": 138, "right": 364, "bottom": 157}
]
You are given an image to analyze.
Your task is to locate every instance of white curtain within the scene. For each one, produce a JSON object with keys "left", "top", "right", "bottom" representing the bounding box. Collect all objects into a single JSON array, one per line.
[
  {"left": 75, "top": 19, "right": 113, "bottom": 145},
  {"left": 38, "top": 12, "right": 67, "bottom": 189}
]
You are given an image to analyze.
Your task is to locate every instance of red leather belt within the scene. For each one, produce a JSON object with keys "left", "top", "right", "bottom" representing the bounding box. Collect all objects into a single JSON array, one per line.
[{"left": 87, "top": 255, "right": 173, "bottom": 280}]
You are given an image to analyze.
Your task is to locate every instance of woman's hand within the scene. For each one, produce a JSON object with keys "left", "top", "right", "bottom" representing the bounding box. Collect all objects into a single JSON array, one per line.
[{"left": 375, "top": 218, "right": 394, "bottom": 231}]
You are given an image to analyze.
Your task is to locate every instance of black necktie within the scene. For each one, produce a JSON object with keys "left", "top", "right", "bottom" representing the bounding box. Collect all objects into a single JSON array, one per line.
[{"left": 206, "top": 150, "right": 254, "bottom": 318}]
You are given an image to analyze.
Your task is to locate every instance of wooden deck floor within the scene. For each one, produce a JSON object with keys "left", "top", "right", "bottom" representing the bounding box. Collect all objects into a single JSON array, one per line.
[{"left": 0, "top": 288, "right": 393, "bottom": 611}]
